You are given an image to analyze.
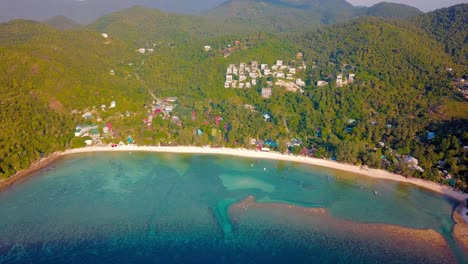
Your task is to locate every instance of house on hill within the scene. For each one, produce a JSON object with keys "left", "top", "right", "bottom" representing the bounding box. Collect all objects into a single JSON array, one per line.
[
  {"left": 317, "top": 81, "right": 328, "bottom": 87},
  {"left": 261, "top": 88, "right": 272, "bottom": 98}
]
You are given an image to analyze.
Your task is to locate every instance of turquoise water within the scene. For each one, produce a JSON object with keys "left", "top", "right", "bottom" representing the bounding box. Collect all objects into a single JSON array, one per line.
[{"left": 0, "top": 152, "right": 464, "bottom": 263}]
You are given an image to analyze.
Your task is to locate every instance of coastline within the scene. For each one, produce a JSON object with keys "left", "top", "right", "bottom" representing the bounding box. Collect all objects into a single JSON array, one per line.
[
  {"left": 1, "top": 145, "right": 467, "bottom": 202},
  {"left": 0, "top": 152, "right": 63, "bottom": 192}
]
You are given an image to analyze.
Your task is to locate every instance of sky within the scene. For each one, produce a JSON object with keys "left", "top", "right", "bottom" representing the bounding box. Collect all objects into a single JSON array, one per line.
[{"left": 346, "top": 0, "right": 468, "bottom": 12}]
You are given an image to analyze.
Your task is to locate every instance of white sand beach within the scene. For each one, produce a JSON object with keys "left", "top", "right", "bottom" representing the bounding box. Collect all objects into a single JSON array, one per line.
[{"left": 62, "top": 145, "right": 468, "bottom": 202}]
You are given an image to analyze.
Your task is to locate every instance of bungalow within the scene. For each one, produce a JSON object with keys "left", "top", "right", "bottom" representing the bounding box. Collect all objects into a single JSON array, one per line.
[
  {"left": 245, "top": 82, "right": 252, "bottom": 88},
  {"left": 252, "top": 78, "right": 257, "bottom": 85},
  {"left": 136, "top": 48, "right": 146, "bottom": 54},
  {"left": 336, "top": 74, "right": 344, "bottom": 87},
  {"left": 101, "top": 33, "right": 108, "bottom": 38},
  {"left": 317, "top": 81, "right": 328, "bottom": 87},
  {"left": 275, "top": 72, "right": 285, "bottom": 78},
  {"left": 239, "top": 82, "right": 245, "bottom": 89},
  {"left": 286, "top": 74, "right": 294, "bottom": 80},
  {"left": 261, "top": 64, "right": 268, "bottom": 70},
  {"left": 289, "top": 68, "right": 296, "bottom": 74},
  {"left": 165, "top": 97, "right": 177, "bottom": 103},
  {"left": 204, "top": 45, "right": 211, "bottom": 51},
  {"left": 261, "top": 88, "right": 272, "bottom": 98},
  {"left": 75, "top": 126, "right": 83, "bottom": 137},
  {"left": 226, "top": 75, "right": 233, "bottom": 82},
  {"left": 264, "top": 69, "right": 271, "bottom": 75},
  {"left": 110, "top": 101, "right": 116, "bottom": 108},
  {"left": 239, "top": 75, "right": 247, "bottom": 82},
  {"left": 296, "top": 78, "right": 305, "bottom": 87},
  {"left": 82, "top": 112, "right": 92, "bottom": 119},
  {"left": 405, "top": 156, "right": 419, "bottom": 166},
  {"left": 296, "top": 52, "right": 303, "bottom": 59},
  {"left": 90, "top": 128, "right": 100, "bottom": 138},
  {"left": 251, "top": 61, "right": 259, "bottom": 69},
  {"left": 276, "top": 60, "right": 283, "bottom": 66}
]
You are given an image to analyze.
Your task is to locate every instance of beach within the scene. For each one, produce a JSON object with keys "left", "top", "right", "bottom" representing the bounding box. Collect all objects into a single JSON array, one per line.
[
  {"left": 2, "top": 145, "right": 467, "bottom": 202},
  {"left": 57, "top": 145, "right": 468, "bottom": 202}
]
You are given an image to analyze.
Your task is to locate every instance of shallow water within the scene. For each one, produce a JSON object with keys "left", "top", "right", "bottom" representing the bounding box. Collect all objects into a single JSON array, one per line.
[{"left": 0, "top": 152, "right": 464, "bottom": 263}]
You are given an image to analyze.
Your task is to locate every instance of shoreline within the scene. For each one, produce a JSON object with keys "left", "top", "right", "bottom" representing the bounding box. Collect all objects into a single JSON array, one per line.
[
  {"left": 0, "top": 152, "right": 63, "bottom": 192},
  {"left": 1, "top": 145, "right": 467, "bottom": 202}
]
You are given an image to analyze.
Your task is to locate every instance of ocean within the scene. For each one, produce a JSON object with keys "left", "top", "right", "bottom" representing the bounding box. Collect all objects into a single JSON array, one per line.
[{"left": 0, "top": 152, "right": 465, "bottom": 263}]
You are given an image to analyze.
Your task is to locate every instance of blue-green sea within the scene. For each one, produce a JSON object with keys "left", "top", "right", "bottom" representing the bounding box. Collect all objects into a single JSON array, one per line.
[{"left": 0, "top": 152, "right": 465, "bottom": 263}]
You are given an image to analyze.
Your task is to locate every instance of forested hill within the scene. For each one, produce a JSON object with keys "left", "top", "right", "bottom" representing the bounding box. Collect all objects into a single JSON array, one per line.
[
  {"left": 89, "top": 6, "right": 252, "bottom": 46},
  {"left": 0, "top": 5, "right": 467, "bottom": 190},
  {"left": 42, "top": 16, "right": 82, "bottom": 31},
  {"left": 206, "top": 0, "right": 357, "bottom": 31},
  {"left": 365, "top": 2, "right": 422, "bottom": 19},
  {"left": 0, "top": 21, "right": 145, "bottom": 177},
  {"left": 206, "top": 0, "right": 423, "bottom": 31},
  {"left": 412, "top": 3, "right": 468, "bottom": 65}
]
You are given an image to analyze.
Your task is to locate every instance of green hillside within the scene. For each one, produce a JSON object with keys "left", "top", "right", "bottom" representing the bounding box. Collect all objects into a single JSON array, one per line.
[
  {"left": 412, "top": 3, "right": 468, "bottom": 65},
  {"left": 0, "top": 20, "right": 57, "bottom": 46},
  {"left": 0, "top": 22, "right": 146, "bottom": 178},
  {"left": 206, "top": 0, "right": 357, "bottom": 31},
  {"left": 89, "top": 6, "right": 252, "bottom": 46},
  {"left": 42, "top": 16, "right": 82, "bottom": 30}
]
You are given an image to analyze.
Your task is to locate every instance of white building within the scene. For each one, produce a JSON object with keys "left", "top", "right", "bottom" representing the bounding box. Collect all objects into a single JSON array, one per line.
[
  {"left": 261, "top": 88, "right": 272, "bottom": 98},
  {"left": 317, "top": 81, "right": 328, "bottom": 87},
  {"left": 110, "top": 101, "right": 116, "bottom": 108},
  {"left": 296, "top": 78, "right": 305, "bottom": 87}
]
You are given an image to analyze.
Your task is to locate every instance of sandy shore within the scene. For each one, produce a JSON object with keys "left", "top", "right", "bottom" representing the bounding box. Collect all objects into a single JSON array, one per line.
[
  {"left": 60, "top": 145, "right": 468, "bottom": 202},
  {"left": 1, "top": 145, "right": 467, "bottom": 202}
]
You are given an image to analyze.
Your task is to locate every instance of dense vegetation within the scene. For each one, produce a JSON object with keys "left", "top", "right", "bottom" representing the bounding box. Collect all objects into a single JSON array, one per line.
[
  {"left": 412, "top": 4, "right": 468, "bottom": 65},
  {"left": 0, "top": 4, "right": 467, "bottom": 190}
]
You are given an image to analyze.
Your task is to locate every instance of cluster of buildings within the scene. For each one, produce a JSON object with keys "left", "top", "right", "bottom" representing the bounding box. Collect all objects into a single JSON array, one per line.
[
  {"left": 136, "top": 48, "right": 154, "bottom": 54},
  {"left": 224, "top": 59, "right": 307, "bottom": 98},
  {"left": 336, "top": 73, "right": 355, "bottom": 87},
  {"left": 144, "top": 97, "right": 180, "bottom": 126},
  {"left": 454, "top": 77, "right": 468, "bottom": 99},
  {"left": 317, "top": 73, "right": 355, "bottom": 87}
]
